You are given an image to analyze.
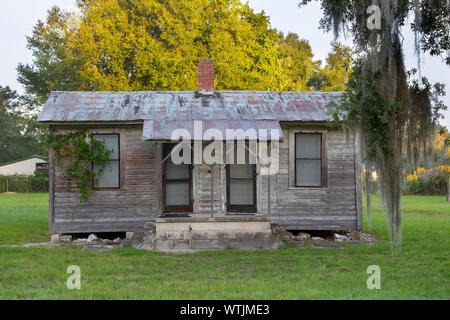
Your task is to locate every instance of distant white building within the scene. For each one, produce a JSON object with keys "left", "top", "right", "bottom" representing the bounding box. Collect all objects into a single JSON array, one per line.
[{"left": 0, "top": 155, "right": 47, "bottom": 175}]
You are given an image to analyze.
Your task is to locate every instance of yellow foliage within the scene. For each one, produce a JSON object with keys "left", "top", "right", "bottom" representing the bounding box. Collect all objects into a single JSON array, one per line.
[
  {"left": 433, "top": 128, "right": 450, "bottom": 157},
  {"left": 406, "top": 172, "right": 419, "bottom": 182},
  {"left": 406, "top": 165, "right": 449, "bottom": 182}
]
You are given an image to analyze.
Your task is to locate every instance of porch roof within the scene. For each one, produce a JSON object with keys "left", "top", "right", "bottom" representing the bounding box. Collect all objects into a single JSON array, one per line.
[{"left": 142, "top": 119, "right": 284, "bottom": 141}]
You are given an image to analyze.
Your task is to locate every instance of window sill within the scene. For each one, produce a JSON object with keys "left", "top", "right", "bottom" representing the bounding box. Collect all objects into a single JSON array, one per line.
[{"left": 288, "top": 186, "right": 328, "bottom": 190}]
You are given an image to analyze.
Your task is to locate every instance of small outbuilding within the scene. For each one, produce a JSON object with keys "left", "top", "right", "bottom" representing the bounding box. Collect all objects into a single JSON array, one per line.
[
  {"left": 0, "top": 155, "right": 47, "bottom": 176},
  {"left": 38, "top": 59, "right": 362, "bottom": 250}
]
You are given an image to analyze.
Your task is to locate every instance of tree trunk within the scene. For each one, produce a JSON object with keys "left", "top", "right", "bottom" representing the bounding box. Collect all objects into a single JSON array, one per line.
[
  {"left": 447, "top": 175, "right": 449, "bottom": 202},
  {"left": 447, "top": 144, "right": 449, "bottom": 202},
  {"left": 365, "top": 169, "right": 372, "bottom": 231}
]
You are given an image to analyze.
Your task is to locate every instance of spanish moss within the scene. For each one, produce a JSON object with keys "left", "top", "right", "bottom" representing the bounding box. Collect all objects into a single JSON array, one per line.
[{"left": 300, "top": 0, "right": 449, "bottom": 257}]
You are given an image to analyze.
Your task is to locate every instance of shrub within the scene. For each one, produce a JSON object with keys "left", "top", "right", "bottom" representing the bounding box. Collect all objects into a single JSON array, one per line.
[
  {"left": 405, "top": 165, "right": 449, "bottom": 195},
  {"left": 30, "top": 171, "right": 49, "bottom": 192},
  {"left": 0, "top": 172, "right": 48, "bottom": 193}
]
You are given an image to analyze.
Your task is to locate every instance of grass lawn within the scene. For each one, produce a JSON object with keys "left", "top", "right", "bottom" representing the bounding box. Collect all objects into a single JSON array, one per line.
[
  {"left": 0, "top": 193, "right": 448, "bottom": 299},
  {"left": 0, "top": 193, "right": 49, "bottom": 244}
]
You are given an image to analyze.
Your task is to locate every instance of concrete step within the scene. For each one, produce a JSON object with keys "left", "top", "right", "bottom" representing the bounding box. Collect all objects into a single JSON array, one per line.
[{"left": 156, "top": 237, "right": 282, "bottom": 251}]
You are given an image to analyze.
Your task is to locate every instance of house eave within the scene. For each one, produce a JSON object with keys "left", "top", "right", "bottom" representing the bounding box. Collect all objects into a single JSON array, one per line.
[{"left": 39, "top": 120, "right": 145, "bottom": 126}]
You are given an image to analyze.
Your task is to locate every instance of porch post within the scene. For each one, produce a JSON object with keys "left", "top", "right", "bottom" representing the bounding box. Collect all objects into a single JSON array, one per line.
[
  {"left": 268, "top": 173, "right": 271, "bottom": 216},
  {"left": 210, "top": 164, "right": 215, "bottom": 218}
]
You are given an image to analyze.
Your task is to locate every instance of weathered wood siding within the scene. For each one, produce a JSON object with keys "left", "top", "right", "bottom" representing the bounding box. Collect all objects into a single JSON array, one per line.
[
  {"left": 51, "top": 125, "right": 161, "bottom": 233},
  {"left": 49, "top": 123, "right": 361, "bottom": 234},
  {"left": 184, "top": 123, "right": 360, "bottom": 230},
  {"left": 258, "top": 124, "right": 360, "bottom": 230}
]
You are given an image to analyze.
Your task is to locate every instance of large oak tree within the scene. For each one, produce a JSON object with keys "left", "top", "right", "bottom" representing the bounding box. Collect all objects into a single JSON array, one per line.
[{"left": 18, "top": 0, "right": 346, "bottom": 105}]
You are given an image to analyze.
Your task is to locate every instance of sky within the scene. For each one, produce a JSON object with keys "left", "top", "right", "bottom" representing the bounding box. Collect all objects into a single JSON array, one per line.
[{"left": 0, "top": 0, "right": 448, "bottom": 127}]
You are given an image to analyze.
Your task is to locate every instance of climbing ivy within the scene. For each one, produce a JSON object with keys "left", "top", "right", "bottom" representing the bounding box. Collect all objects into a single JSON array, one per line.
[{"left": 46, "top": 130, "right": 111, "bottom": 203}]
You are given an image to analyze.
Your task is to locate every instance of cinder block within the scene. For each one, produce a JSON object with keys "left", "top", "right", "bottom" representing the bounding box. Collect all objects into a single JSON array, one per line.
[
  {"left": 211, "top": 239, "right": 236, "bottom": 249},
  {"left": 191, "top": 240, "right": 214, "bottom": 250},
  {"left": 191, "top": 231, "right": 210, "bottom": 240},
  {"left": 171, "top": 223, "right": 192, "bottom": 231},
  {"left": 153, "top": 218, "right": 275, "bottom": 251},
  {"left": 126, "top": 232, "right": 134, "bottom": 240},
  {"left": 165, "top": 231, "right": 185, "bottom": 240},
  {"left": 252, "top": 232, "right": 273, "bottom": 240},
  {"left": 156, "top": 240, "right": 173, "bottom": 250},
  {"left": 156, "top": 222, "right": 174, "bottom": 232},
  {"left": 50, "top": 234, "right": 60, "bottom": 243},
  {"left": 172, "top": 240, "right": 191, "bottom": 250},
  {"left": 155, "top": 231, "right": 167, "bottom": 240},
  {"left": 215, "top": 231, "right": 236, "bottom": 239},
  {"left": 351, "top": 231, "right": 361, "bottom": 241}
]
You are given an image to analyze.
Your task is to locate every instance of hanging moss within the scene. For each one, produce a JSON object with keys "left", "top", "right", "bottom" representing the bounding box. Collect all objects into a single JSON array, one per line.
[{"left": 300, "top": 0, "right": 448, "bottom": 257}]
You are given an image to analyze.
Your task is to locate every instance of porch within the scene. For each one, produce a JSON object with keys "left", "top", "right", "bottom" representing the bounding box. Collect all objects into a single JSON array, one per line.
[{"left": 133, "top": 214, "right": 283, "bottom": 252}]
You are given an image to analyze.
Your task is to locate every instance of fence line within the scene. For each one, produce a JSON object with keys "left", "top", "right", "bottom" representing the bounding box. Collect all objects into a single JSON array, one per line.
[{"left": 0, "top": 173, "right": 48, "bottom": 193}]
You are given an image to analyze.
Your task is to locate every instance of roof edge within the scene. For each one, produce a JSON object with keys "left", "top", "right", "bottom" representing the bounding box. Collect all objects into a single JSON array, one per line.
[
  {"left": 47, "top": 90, "right": 344, "bottom": 94},
  {"left": 0, "top": 155, "right": 47, "bottom": 167},
  {"left": 38, "top": 120, "right": 145, "bottom": 125}
]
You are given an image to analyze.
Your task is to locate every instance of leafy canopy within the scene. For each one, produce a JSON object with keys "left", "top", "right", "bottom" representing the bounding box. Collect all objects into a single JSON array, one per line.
[
  {"left": 18, "top": 0, "right": 353, "bottom": 105},
  {"left": 308, "top": 42, "right": 352, "bottom": 91}
]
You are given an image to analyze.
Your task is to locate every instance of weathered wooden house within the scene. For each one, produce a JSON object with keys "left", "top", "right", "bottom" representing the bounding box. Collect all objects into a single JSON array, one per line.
[{"left": 38, "top": 59, "right": 362, "bottom": 250}]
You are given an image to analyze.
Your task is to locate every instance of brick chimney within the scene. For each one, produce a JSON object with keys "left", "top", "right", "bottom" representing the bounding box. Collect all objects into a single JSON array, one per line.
[{"left": 198, "top": 58, "right": 214, "bottom": 93}]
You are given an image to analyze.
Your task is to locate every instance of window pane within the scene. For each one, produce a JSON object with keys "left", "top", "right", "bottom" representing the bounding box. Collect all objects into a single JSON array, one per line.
[
  {"left": 166, "top": 160, "right": 190, "bottom": 180},
  {"left": 94, "top": 161, "right": 119, "bottom": 188},
  {"left": 296, "top": 134, "right": 321, "bottom": 158},
  {"left": 229, "top": 165, "right": 253, "bottom": 178},
  {"left": 226, "top": 141, "right": 256, "bottom": 164},
  {"left": 296, "top": 159, "right": 321, "bottom": 186},
  {"left": 166, "top": 182, "right": 189, "bottom": 205},
  {"left": 229, "top": 180, "right": 253, "bottom": 205},
  {"left": 236, "top": 142, "right": 249, "bottom": 164},
  {"left": 94, "top": 135, "right": 119, "bottom": 159}
]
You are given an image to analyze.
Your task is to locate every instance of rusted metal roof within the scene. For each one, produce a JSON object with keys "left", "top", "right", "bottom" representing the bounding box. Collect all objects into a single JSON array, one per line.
[
  {"left": 142, "top": 119, "right": 284, "bottom": 141},
  {"left": 38, "top": 91, "right": 341, "bottom": 123}
]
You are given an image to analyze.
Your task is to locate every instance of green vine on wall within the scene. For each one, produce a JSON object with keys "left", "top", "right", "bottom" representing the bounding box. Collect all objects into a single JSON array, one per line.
[{"left": 46, "top": 130, "right": 111, "bottom": 203}]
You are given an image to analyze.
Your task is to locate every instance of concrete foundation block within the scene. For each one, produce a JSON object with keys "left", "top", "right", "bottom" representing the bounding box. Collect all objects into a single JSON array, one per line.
[
  {"left": 191, "top": 240, "right": 214, "bottom": 250},
  {"left": 154, "top": 216, "right": 281, "bottom": 251},
  {"left": 50, "top": 234, "right": 60, "bottom": 244},
  {"left": 191, "top": 231, "right": 208, "bottom": 240},
  {"left": 156, "top": 240, "right": 174, "bottom": 250},
  {"left": 351, "top": 231, "right": 361, "bottom": 241},
  {"left": 172, "top": 240, "right": 192, "bottom": 250},
  {"left": 164, "top": 231, "right": 183, "bottom": 240}
]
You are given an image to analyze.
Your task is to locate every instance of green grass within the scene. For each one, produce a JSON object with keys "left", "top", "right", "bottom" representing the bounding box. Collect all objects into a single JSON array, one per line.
[
  {"left": 0, "top": 193, "right": 49, "bottom": 244},
  {"left": 0, "top": 193, "right": 448, "bottom": 299}
]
